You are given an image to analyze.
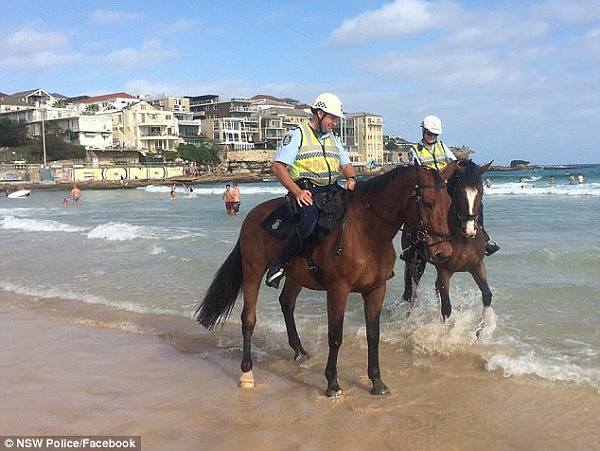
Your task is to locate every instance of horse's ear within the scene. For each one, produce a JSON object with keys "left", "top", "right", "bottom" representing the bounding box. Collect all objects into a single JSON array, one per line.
[
  {"left": 480, "top": 160, "right": 493, "bottom": 173},
  {"left": 440, "top": 160, "right": 460, "bottom": 181}
]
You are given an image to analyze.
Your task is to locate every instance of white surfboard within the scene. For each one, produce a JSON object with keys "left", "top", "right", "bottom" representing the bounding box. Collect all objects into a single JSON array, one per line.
[{"left": 7, "top": 189, "right": 31, "bottom": 198}]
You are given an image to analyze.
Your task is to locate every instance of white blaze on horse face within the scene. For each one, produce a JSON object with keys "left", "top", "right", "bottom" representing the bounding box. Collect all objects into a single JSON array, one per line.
[{"left": 464, "top": 187, "right": 478, "bottom": 237}]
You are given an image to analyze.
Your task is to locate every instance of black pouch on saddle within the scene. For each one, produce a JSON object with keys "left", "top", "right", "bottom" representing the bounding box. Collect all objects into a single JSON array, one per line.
[
  {"left": 284, "top": 191, "right": 298, "bottom": 216},
  {"left": 260, "top": 197, "right": 299, "bottom": 238},
  {"left": 313, "top": 185, "right": 346, "bottom": 236}
]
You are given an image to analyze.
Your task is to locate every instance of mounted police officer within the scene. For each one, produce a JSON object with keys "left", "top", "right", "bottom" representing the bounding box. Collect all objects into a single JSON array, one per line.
[
  {"left": 265, "top": 93, "right": 357, "bottom": 288},
  {"left": 406, "top": 115, "right": 499, "bottom": 257}
]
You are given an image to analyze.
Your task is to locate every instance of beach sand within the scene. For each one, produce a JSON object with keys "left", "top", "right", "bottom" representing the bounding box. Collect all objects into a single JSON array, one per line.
[{"left": 1, "top": 294, "right": 599, "bottom": 451}]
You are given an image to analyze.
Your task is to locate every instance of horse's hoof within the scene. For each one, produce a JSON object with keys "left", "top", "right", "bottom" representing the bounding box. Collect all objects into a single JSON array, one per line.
[
  {"left": 325, "top": 388, "right": 342, "bottom": 397},
  {"left": 370, "top": 381, "right": 390, "bottom": 395},
  {"left": 325, "top": 382, "right": 342, "bottom": 397},
  {"left": 238, "top": 371, "right": 255, "bottom": 388},
  {"left": 475, "top": 322, "right": 487, "bottom": 340},
  {"left": 293, "top": 348, "right": 309, "bottom": 361}
]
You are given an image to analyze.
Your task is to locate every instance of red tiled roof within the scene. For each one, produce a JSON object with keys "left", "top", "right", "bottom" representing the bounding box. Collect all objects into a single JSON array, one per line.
[
  {"left": 74, "top": 92, "right": 137, "bottom": 104},
  {"left": 251, "top": 94, "right": 282, "bottom": 102}
]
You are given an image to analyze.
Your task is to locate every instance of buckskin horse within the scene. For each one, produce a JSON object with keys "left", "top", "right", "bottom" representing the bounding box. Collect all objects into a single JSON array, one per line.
[
  {"left": 195, "top": 161, "right": 458, "bottom": 396},
  {"left": 401, "top": 160, "right": 493, "bottom": 335}
]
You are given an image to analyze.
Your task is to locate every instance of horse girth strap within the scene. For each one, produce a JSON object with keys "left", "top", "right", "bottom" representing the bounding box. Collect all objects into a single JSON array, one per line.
[{"left": 332, "top": 191, "right": 349, "bottom": 255}]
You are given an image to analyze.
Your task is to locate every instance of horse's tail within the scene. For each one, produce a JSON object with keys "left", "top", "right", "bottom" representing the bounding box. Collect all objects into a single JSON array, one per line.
[{"left": 194, "top": 240, "right": 243, "bottom": 330}]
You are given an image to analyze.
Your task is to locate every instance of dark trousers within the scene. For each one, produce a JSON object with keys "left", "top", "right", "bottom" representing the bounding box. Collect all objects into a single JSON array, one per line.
[{"left": 295, "top": 183, "right": 334, "bottom": 238}]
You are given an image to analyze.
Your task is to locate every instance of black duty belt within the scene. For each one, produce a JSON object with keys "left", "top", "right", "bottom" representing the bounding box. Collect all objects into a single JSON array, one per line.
[{"left": 295, "top": 179, "right": 332, "bottom": 190}]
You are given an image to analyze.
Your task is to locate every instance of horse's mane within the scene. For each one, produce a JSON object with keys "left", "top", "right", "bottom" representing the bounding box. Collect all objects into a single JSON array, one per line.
[
  {"left": 448, "top": 159, "right": 480, "bottom": 195},
  {"left": 356, "top": 164, "right": 443, "bottom": 197}
]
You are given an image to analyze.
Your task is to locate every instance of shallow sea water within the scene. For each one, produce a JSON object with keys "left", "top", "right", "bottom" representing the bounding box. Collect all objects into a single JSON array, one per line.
[{"left": 1, "top": 165, "right": 599, "bottom": 448}]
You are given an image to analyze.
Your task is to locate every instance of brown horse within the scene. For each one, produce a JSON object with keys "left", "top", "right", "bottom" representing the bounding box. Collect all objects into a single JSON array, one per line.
[
  {"left": 401, "top": 160, "right": 493, "bottom": 334},
  {"left": 195, "top": 162, "right": 458, "bottom": 396}
]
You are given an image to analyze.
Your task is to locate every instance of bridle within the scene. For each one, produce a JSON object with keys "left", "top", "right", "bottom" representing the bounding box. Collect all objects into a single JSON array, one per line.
[
  {"left": 403, "top": 168, "right": 453, "bottom": 250},
  {"left": 452, "top": 173, "right": 482, "bottom": 226},
  {"left": 364, "top": 166, "right": 452, "bottom": 248}
]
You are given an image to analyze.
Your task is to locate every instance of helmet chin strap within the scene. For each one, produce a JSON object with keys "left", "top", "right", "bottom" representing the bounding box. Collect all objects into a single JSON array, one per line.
[{"left": 316, "top": 110, "right": 326, "bottom": 134}]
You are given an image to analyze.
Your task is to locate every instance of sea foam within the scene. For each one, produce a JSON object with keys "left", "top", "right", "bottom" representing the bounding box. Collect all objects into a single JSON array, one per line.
[
  {"left": 485, "top": 351, "right": 600, "bottom": 390},
  {"left": 0, "top": 215, "right": 88, "bottom": 233}
]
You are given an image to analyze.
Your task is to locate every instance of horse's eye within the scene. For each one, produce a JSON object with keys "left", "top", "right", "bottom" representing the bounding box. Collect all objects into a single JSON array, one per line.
[{"left": 422, "top": 201, "right": 433, "bottom": 209}]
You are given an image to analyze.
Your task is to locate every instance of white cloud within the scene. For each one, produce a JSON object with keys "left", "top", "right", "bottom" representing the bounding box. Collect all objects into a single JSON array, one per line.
[
  {"left": 0, "top": 25, "right": 83, "bottom": 70},
  {"left": 3, "top": 26, "right": 68, "bottom": 54},
  {"left": 164, "top": 19, "right": 198, "bottom": 34},
  {"left": 91, "top": 9, "right": 144, "bottom": 24},
  {"left": 0, "top": 51, "right": 83, "bottom": 70},
  {"left": 447, "top": 21, "right": 548, "bottom": 48},
  {"left": 534, "top": 0, "right": 600, "bottom": 25},
  {"left": 329, "top": 0, "right": 462, "bottom": 45},
  {"left": 106, "top": 40, "right": 179, "bottom": 67},
  {"left": 364, "top": 49, "right": 524, "bottom": 92}
]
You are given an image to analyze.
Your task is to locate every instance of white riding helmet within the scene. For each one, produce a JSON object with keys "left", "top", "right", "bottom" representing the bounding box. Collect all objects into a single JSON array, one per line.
[
  {"left": 421, "top": 115, "right": 443, "bottom": 135},
  {"left": 312, "top": 93, "right": 344, "bottom": 118}
]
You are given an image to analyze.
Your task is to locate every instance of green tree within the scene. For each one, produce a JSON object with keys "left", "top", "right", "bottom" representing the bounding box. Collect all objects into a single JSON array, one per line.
[
  {"left": 0, "top": 118, "right": 29, "bottom": 147},
  {"left": 30, "top": 135, "right": 85, "bottom": 162},
  {"left": 176, "top": 142, "right": 220, "bottom": 165},
  {"left": 85, "top": 104, "right": 100, "bottom": 114},
  {"left": 384, "top": 140, "right": 398, "bottom": 151}
]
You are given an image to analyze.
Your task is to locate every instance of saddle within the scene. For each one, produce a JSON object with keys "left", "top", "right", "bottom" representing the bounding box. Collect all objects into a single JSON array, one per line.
[{"left": 260, "top": 185, "right": 347, "bottom": 242}]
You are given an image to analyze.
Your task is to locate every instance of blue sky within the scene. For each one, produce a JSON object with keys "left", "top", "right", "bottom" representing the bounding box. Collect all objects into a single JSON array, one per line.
[{"left": 1, "top": 0, "right": 599, "bottom": 165}]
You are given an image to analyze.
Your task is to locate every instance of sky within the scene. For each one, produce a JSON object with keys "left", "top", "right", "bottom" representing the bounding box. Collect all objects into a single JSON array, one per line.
[{"left": 1, "top": 0, "right": 600, "bottom": 166}]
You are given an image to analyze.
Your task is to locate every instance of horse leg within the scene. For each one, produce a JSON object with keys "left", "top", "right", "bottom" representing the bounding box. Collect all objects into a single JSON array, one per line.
[
  {"left": 403, "top": 260, "right": 424, "bottom": 308},
  {"left": 324, "top": 286, "right": 349, "bottom": 397},
  {"left": 279, "top": 279, "right": 309, "bottom": 360},
  {"left": 435, "top": 268, "right": 452, "bottom": 324},
  {"left": 239, "top": 270, "right": 262, "bottom": 388},
  {"left": 401, "top": 262, "right": 414, "bottom": 303},
  {"left": 470, "top": 263, "right": 493, "bottom": 339},
  {"left": 362, "top": 284, "right": 389, "bottom": 395}
]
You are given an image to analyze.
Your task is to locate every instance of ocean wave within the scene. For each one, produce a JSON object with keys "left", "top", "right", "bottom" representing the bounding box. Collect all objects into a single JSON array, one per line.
[
  {"left": 0, "top": 282, "right": 183, "bottom": 318},
  {"left": 485, "top": 351, "right": 600, "bottom": 390},
  {"left": 486, "top": 182, "right": 600, "bottom": 196},
  {"left": 140, "top": 184, "right": 286, "bottom": 196},
  {"left": 0, "top": 215, "right": 88, "bottom": 233},
  {"left": 87, "top": 222, "right": 154, "bottom": 241}
]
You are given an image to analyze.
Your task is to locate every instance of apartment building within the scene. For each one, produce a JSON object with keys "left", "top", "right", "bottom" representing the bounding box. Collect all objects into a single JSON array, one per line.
[
  {"left": 0, "top": 88, "right": 58, "bottom": 109},
  {"left": 189, "top": 96, "right": 258, "bottom": 150},
  {"left": 256, "top": 106, "right": 311, "bottom": 149},
  {"left": 103, "top": 100, "right": 180, "bottom": 152},
  {"left": 72, "top": 92, "right": 138, "bottom": 114},
  {"left": 0, "top": 95, "right": 114, "bottom": 151},
  {"left": 341, "top": 113, "right": 384, "bottom": 166},
  {"left": 146, "top": 96, "right": 190, "bottom": 113},
  {"left": 383, "top": 136, "right": 412, "bottom": 165}
]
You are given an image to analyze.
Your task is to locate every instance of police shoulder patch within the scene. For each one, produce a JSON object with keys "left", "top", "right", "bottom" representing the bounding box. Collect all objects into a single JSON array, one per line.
[{"left": 282, "top": 133, "right": 292, "bottom": 146}]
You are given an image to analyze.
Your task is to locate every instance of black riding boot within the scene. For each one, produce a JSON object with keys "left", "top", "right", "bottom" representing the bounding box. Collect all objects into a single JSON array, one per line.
[
  {"left": 265, "top": 230, "right": 303, "bottom": 289},
  {"left": 483, "top": 228, "right": 500, "bottom": 256},
  {"left": 478, "top": 204, "right": 499, "bottom": 256}
]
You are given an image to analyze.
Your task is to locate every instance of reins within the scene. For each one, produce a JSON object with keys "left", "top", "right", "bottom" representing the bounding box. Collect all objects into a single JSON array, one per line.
[
  {"left": 410, "top": 181, "right": 453, "bottom": 245},
  {"left": 401, "top": 168, "right": 452, "bottom": 250}
]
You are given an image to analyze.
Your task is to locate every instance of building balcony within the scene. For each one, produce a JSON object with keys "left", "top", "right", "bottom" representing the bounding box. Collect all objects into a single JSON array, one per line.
[{"left": 139, "top": 135, "right": 179, "bottom": 141}]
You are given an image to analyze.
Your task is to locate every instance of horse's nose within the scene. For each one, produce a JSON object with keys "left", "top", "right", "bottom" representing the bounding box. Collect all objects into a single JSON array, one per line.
[
  {"left": 463, "top": 221, "right": 477, "bottom": 238},
  {"left": 429, "top": 243, "right": 452, "bottom": 263},
  {"left": 432, "top": 252, "right": 450, "bottom": 263},
  {"left": 462, "top": 229, "right": 476, "bottom": 239}
]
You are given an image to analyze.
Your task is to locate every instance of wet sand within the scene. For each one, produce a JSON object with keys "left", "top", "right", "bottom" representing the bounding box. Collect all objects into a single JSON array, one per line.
[{"left": 1, "top": 298, "right": 599, "bottom": 451}]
